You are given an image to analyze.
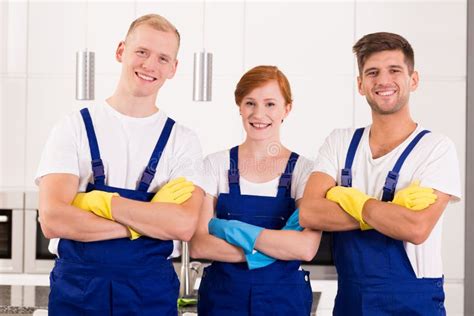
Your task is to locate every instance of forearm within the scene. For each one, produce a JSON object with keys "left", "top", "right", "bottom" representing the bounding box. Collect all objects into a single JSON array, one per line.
[
  {"left": 189, "top": 232, "right": 246, "bottom": 263},
  {"left": 254, "top": 228, "right": 321, "bottom": 262},
  {"left": 300, "top": 197, "right": 359, "bottom": 231},
  {"left": 40, "top": 203, "right": 129, "bottom": 242},
  {"left": 111, "top": 188, "right": 203, "bottom": 241},
  {"left": 362, "top": 197, "right": 447, "bottom": 244}
]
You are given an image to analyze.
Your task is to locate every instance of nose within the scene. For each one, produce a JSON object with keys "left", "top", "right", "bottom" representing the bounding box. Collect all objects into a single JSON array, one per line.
[
  {"left": 252, "top": 103, "right": 266, "bottom": 118},
  {"left": 142, "top": 56, "right": 157, "bottom": 72},
  {"left": 376, "top": 70, "right": 392, "bottom": 85}
]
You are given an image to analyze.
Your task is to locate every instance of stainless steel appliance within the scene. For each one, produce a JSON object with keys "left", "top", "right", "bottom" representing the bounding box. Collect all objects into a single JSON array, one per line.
[
  {"left": 24, "top": 191, "right": 55, "bottom": 274},
  {"left": 0, "top": 191, "right": 24, "bottom": 273}
]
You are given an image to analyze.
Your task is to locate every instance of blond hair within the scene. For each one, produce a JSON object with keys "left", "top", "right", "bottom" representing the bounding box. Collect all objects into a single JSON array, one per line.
[{"left": 126, "top": 14, "right": 181, "bottom": 49}]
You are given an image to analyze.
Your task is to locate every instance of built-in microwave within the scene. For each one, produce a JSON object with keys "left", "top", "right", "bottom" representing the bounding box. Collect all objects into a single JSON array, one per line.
[
  {"left": 0, "top": 191, "right": 24, "bottom": 273},
  {"left": 24, "top": 191, "right": 55, "bottom": 274}
]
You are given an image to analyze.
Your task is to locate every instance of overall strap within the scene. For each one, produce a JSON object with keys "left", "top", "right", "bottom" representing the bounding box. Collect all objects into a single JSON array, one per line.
[
  {"left": 80, "top": 108, "right": 105, "bottom": 186},
  {"left": 228, "top": 146, "right": 240, "bottom": 195},
  {"left": 341, "top": 128, "right": 365, "bottom": 187},
  {"left": 137, "top": 118, "right": 176, "bottom": 192},
  {"left": 277, "top": 152, "right": 300, "bottom": 197},
  {"left": 228, "top": 146, "right": 241, "bottom": 195},
  {"left": 381, "top": 130, "right": 431, "bottom": 202}
]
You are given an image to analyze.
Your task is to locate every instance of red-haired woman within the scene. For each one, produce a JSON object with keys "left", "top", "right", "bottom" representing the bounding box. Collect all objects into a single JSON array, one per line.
[{"left": 190, "top": 65, "right": 321, "bottom": 315}]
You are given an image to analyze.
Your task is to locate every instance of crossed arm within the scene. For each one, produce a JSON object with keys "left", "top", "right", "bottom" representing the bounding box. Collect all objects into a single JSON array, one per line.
[
  {"left": 299, "top": 171, "right": 451, "bottom": 245},
  {"left": 189, "top": 194, "right": 321, "bottom": 262},
  {"left": 39, "top": 173, "right": 203, "bottom": 242}
]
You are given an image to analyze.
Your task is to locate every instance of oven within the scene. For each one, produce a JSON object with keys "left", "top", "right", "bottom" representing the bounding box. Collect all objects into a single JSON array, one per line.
[
  {"left": 24, "top": 191, "right": 55, "bottom": 274},
  {"left": 301, "top": 232, "right": 337, "bottom": 279},
  {"left": 0, "top": 191, "right": 24, "bottom": 273}
]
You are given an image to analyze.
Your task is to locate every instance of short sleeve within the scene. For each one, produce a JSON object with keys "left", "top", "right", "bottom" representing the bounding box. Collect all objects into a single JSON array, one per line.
[
  {"left": 418, "top": 137, "right": 462, "bottom": 202},
  {"left": 201, "top": 155, "right": 221, "bottom": 197},
  {"left": 169, "top": 128, "right": 205, "bottom": 189},
  {"left": 292, "top": 156, "right": 315, "bottom": 200},
  {"left": 313, "top": 129, "right": 340, "bottom": 181},
  {"left": 35, "top": 116, "right": 80, "bottom": 185}
]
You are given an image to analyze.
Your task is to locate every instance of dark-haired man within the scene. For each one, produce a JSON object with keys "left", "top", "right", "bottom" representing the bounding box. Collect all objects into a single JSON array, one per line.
[{"left": 300, "top": 32, "right": 461, "bottom": 315}]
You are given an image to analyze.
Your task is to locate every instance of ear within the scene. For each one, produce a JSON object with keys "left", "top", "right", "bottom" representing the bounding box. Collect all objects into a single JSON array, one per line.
[
  {"left": 116, "top": 41, "right": 125, "bottom": 63},
  {"left": 357, "top": 76, "right": 364, "bottom": 96},
  {"left": 167, "top": 59, "right": 179, "bottom": 79},
  {"left": 409, "top": 70, "right": 419, "bottom": 92},
  {"left": 283, "top": 102, "right": 292, "bottom": 119}
]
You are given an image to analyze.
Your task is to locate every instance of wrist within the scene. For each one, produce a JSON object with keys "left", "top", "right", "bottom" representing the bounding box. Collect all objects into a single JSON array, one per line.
[{"left": 361, "top": 198, "right": 377, "bottom": 223}]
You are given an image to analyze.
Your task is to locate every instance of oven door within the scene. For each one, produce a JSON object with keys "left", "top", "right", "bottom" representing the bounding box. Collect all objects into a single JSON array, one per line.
[
  {"left": 0, "top": 192, "right": 24, "bottom": 273},
  {"left": 24, "top": 208, "right": 55, "bottom": 273},
  {"left": 301, "top": 231, "right": 337, "bottom": 279}
]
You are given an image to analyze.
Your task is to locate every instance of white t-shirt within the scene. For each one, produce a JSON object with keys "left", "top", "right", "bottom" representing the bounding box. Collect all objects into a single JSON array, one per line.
[
  {"left": 313, "top": 125, "right": 461, "bottom": 278},
  {"left": 35, "top": 102, "right": 205, "bottom": 258},
  {"left": 202, "top": 149, "right": 314, "bottom": 202}
]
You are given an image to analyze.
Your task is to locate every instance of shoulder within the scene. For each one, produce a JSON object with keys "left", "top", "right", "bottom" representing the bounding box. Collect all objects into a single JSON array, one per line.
[
  {"left": 204, "top": 149, "right": 230, "bottom": 168},
  {"left": 417, "top": 128, "right": 457, "bottom": 153}
]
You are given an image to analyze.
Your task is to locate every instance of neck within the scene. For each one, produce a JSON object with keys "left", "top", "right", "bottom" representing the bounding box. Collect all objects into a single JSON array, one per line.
[
  {"left": 240, "top": 137, "right": 287, "bottom": 160},
  {"left": 107, "top": 87, "right": 158, "bottom": 118},
  {"left": 370, "top": 105, "right": 417, "bottom": 145}
]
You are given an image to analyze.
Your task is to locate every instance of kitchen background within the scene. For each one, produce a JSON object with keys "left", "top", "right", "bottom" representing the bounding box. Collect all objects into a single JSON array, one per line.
[{"left": 0, "top": 0, "right": 469, "bottom": 315}]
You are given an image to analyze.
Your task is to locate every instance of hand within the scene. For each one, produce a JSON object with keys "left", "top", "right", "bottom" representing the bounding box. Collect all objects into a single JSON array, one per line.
[
  {"left": 283, "top": 209, "right": 303, "bottom": 231},
  {"left": 392, "top": 180, "right": 437, "bottom": 211},
  {"left": 208, "top": 218, "right": 264, "bottom": 254},
  {"left": 245, "top": 251, "right": 275, "bottom": 270},
  {"left": 128, "top": 227, "right": 141, "bottom": 240},
  {"left": 152, "top": 177, "right": 195, "bottom": 204},
  {"left": 326, "top": 186, "right": 373, "bottom": 230},
  {"left": 72, "top": 190, "right": 118, "bottom": 220}
]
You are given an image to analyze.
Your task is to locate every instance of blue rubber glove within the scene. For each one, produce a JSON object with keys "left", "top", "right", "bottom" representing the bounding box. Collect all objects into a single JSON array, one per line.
[
  {"left": 208, "top": 218, "right": 264, "bottom": 254},
  {"left": 245, "top": 209, "right": 304, "bottom": 270}
]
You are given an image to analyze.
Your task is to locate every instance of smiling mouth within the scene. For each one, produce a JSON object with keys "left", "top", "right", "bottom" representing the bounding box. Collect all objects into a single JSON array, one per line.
[
  {"left": 250, "top": 122, "right": 271, "bottom": 129},
  {"left": 136, "top": 72, "right": 157, "bottom": 82},
  {"left": 375, "top": 90, "right": 396, "bottom": 97}
]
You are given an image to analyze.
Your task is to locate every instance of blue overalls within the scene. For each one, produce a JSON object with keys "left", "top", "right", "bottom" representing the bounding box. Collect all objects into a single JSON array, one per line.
[
  {"left": 48, "top": 108, "right": 179, "bottom": 316},
  {"left": 198, "top": 146, "right": 313, "bottom": 316},
  {"left": 333, "top": 128, "right": 446, "bottom": 316}
]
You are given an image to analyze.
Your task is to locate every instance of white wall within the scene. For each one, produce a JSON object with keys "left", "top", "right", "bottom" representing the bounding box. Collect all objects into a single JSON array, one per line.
[{"left": 0, "top": 0, "right": 467, "bottom": 314}]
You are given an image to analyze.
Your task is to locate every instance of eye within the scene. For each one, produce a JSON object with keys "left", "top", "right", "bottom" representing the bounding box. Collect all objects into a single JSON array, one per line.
[
  {"left": 366, "top": 71, "right": 377, "bottom": 77},
  {"left": 266, "top": 102, "right": 276, "bottom": 107},
  {"left": 390, "top": 69, "right": 401, "bottom": 73},
  {"left": 136, "top": 50, "right": 147, "bottom": 57},
  {"left": 245, "top": 101, "right": 255, "bottom": 106},
  {"left": 159, "top": 56, "right": 170, "bottom": 64}
]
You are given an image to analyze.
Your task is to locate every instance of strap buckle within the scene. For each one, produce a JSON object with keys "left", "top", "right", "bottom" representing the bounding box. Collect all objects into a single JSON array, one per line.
[
  {"left": 140, "top": 166, "right": 155, "bottom": 186},
  {"left": 91, "top": 159, "right": 105, "bottom": 178},
  {"left": 382, "top": 171, "right": 399, "bottom": 201},
  {"left": 341, "top": 168, "right": 352, "bottom": 187}
]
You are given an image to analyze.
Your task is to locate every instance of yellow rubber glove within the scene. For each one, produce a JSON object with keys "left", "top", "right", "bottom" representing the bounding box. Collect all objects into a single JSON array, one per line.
[
  {"left": 392, "top": 180, "right": 437, "bottom": 211},
  {"left": 326, "top": 186, "right": 373, "bottom": 230},
  {"left": 151, "top": 177, "right": 195, "bottom": 204},
  {"left": 72, "top": 190, "right": 118, "bottom": 220}
]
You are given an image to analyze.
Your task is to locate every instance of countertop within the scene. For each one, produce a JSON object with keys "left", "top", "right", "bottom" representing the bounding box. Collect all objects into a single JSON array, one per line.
[{"left": 0, "top": 285, "right": 321, "bottom": 315}]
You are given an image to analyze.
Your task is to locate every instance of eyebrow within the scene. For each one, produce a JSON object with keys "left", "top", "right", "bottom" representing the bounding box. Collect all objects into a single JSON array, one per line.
[
  {"left": 136, "top": 47, "right": 173, "bottom": 60},
  {"left": 364, "top": 64, "right": 404, "bottom": 74}
]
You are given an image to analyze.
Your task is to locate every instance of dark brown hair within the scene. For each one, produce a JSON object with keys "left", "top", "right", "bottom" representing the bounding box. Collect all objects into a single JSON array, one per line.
[
  {"left": 353, "top": 32, "right": 414, "bottom": 75},
  {"left": 234, "top": 65, "right": 292, "bottom": 106}
]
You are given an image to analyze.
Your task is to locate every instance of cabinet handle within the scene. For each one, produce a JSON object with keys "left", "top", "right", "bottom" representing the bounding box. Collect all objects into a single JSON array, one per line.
[{"left": 0, "top": 215, "right": 8, "bottom": 223}]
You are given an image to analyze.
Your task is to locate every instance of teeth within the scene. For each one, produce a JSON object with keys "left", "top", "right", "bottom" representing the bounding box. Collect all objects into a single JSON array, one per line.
[
  {"left": 251, "top": 123, "right": 269, "bottom": 128},
  {"left": 377, "top": 90, "right": 395, "bottom": 96},
  {"left": 137, "top": 73, "right": 155, "bottom": 81}
]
